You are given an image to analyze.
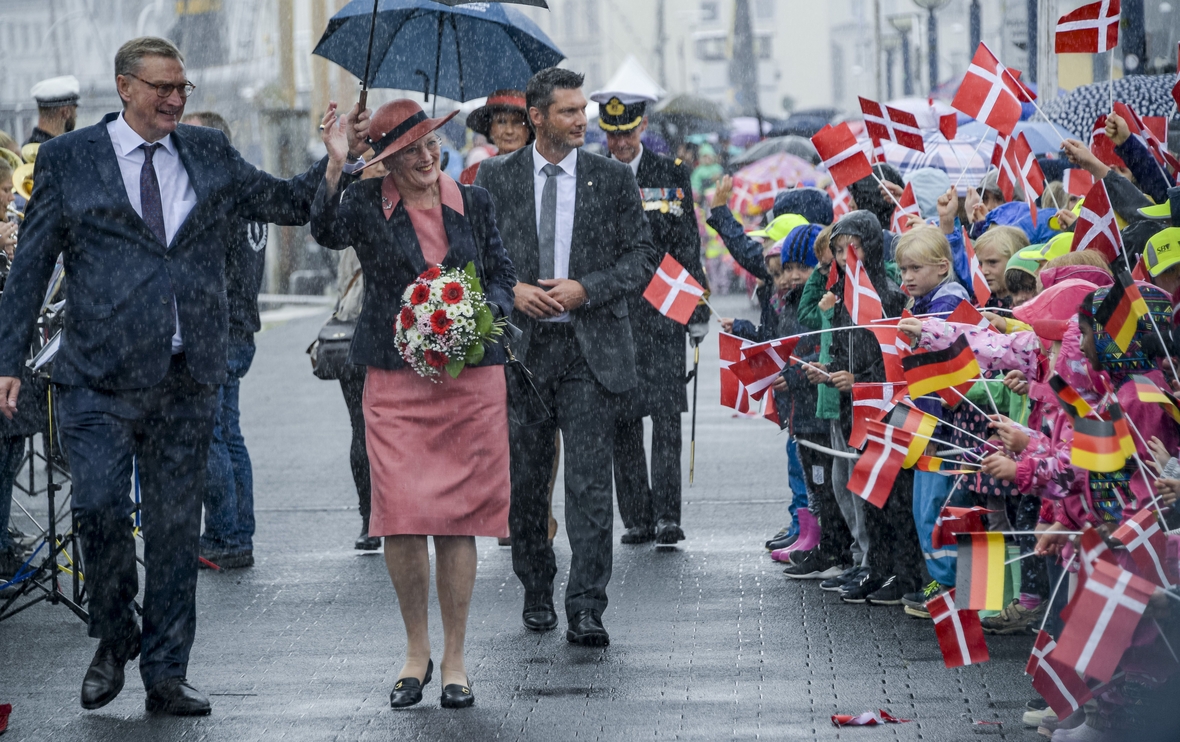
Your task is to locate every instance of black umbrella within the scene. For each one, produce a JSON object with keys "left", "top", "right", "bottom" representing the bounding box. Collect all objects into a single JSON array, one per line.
[
  {"left": 1040, "top": 74, "right": 1178, "bottom": 141},
  {"left": 730, "top": 135, "right": 820, "bottom": 167}
]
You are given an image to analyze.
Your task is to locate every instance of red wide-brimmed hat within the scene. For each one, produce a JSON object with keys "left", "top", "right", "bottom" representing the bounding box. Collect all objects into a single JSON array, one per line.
[
  {"left": 465, "top": 89, "right": 528, "bottom": 138},
  {"left": 363, "top": 99, "right": 458, "bottom": 170}
]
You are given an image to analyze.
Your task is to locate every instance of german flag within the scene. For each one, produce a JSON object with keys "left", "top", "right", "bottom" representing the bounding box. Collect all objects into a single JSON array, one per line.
[
  {"left": 1048, "top": 375, "right": 1093, "bottom": 419},
  {"left": 1130, "top": 374, "right": 1180, "bottom": 424},
  {"left": 955, "top": 532, "right": 1011, "bottom": 611},
  {"left": 884, "top": 403, "right": 939, "bottom": 467},
  {"left": 902, "top": 334, "right": 980, "bottom": 402},
  {"left": 1108, "top": 402, "right": 1137, "bottom": 459},
  {"left": 915, "top": 455, "right": 980, "bottom": 475},
  {"left": 1094, "top": 268, "right": 1149, "bottom": 353},
  {"left": 1070, "top": 415, "right": 1128, "bottom": 472}
]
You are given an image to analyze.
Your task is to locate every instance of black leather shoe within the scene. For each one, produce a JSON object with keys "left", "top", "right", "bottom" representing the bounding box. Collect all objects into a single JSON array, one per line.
[
  {"left": 522, "top": 593, "right": 558, "bottom": 632},
  {"left": 620, "top": 526, "right": 654, "bottom": 544},
  {"left": 81, "top": 626, "right": 140, "bottom": 710},
  {"left": 440, "top": 678, "right": 474, "bottom": 709},
  {"left": 145, "top": 677, "right": 211, "bottom": 716},
  {"left": 566, "top": 609, "right": 609, "bottom": 646},
  {"left": 355, "top": 527, "right": 381, "bottom": 551},
  {"left": 390, "top": 659, "right": 433, "bottom": 708},
  {"left": 655, "top": 520, "right": 685, "bottom": 545}
]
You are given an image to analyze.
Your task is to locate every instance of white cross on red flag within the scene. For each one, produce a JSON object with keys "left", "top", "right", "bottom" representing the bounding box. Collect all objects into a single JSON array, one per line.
[
  {"left": 848, "top": 420, "right": 909, "bottom": 506},
  {"left": 828, "top": 183, "right": 853, "bottom": 220},
  {"left": 1063, "top": 168, "right": 1095, "bottom": 198},
  {"left": 812, "top": 123, "right": 874, "bottom": 192},
  {"left": 1070, "top": 179, "right": 1123, "bottom": 264},
  {"left": 889, "top": 182, "right": 922, "bottom": 234},
  {"left": 928, "top": 588, "right": 990, "bottom": 668},
  {"left": 1050, "top": 559, "right": 1154, "bottom": 682},
  {"left": 1026, "top": 630, "right": 1094, "bottom": 720},
  {"left": 643, "top": 253, "right": 704, "bottom": 325},
  {"left": 719, "top": 332, "right": 755, "bottom": 414},
  {"left": 1055, "top": 0, "right": 1120, "bottom": 54},
  {"left": 1090, "top": 115, "right": 1127, "bottom": 168},
  {"left": 947, "top": 299, "right": 997, "bottom": 333},
  {"left": 1061, "top": 523, "right": 1120, "bottom": 623},
  {"left": 849, "top": 383, "right": 905, "bottom": 448},
  {"left": 1113, "top": 101, "right": 1180, "bottom": 177},
  {"left": 962, "top": 231, "right": 993, "bottom": 306},
  {"left": 844, "top": 247, "right": 884, "bottom": 326},
  {"left": 728, "top": 336, "right": 800, "bottom": 402},
  {"left": 952, "top": 43, "right": 1024, "bottom": 136},
  {"left": 1111, "top": 508, "right": 1176, "bottom": 588},
  {"left": 999, "top": 133, "right": 1046, "bottom": 225},
  {"left": 858, "top": 97, "right": 926, "bottom": 153},
  {"left": 865, "top": 324, "right": 912, "bottom": 384}
]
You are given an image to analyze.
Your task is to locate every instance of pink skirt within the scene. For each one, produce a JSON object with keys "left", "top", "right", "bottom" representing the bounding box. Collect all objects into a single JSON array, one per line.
[{"left": 363, "top": 365, "right": 510, "bottom": 538}]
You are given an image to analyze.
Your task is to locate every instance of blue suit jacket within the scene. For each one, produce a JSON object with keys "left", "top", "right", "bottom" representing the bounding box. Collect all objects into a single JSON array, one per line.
[{"left": 0, "top": 113, "right": 329, "bottom": 390}]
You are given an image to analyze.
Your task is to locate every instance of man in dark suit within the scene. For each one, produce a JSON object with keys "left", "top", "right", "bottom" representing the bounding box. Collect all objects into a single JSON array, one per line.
[
  {"left": 590, "top": 89, "right": 710, "bottom": 546},
  {"left": 0, "top": 37, "right": 369, "bottom": 715},
  {"left": 475, "top": 68, "right": 657, "bottom": 646}
]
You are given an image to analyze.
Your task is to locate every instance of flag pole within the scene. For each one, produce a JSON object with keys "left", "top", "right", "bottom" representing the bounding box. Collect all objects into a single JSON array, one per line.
[
  {"left": 1110, "top": 50, "right": 1116, "bottom": 115},
  {"left": 689, "top": 337, "right": 700, "bottom": 486},
  {"left": 953, "top": 135, "right": 991, "bottom": 192}
]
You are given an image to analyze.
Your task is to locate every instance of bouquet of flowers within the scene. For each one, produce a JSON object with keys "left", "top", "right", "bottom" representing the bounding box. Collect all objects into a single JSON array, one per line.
[{"left": 396, "top": 261, "right": 504, "bottom": 380}]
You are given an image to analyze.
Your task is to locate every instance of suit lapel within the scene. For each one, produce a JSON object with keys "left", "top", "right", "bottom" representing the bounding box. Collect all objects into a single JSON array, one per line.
[
  {"left": 86, "top": 118, "right": 165, "bottom": 252},
  {"left": 387, "top": 203, "right": 428, "bottom": 275},
  {"left": 169, "top": 129, "right": 210, "bottom": 248}
]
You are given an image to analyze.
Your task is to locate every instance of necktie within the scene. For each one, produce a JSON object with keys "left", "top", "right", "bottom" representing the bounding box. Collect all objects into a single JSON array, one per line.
[
  {"left": 538, "top": 163, "right": 562, "bottom": 280},
  {"left": 139, "top": 143, "right": 167, "bottom": 245}
]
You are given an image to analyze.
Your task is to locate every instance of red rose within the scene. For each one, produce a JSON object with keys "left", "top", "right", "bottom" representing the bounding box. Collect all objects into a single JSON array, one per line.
[
  {"left": 423, "top": 349, "right": 449, "bottom": 368},
  {"left": 421, "top": 266, "right": 442, "bottom": 281},
  {"left": 399, "top": 306, "right": 415, "bottom": 329},
  {"left": 410, "top": 284, "right": 430, "bottom": 305},
  {"left": 441, "top": 282, "right": 464, "bottom": 305},
  {"left": 430, "top": 309, "right": 453, "bottom": 335}
]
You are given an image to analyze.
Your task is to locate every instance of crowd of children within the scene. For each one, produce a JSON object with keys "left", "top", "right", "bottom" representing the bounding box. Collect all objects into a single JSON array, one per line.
[{"left": 706, "top": 111, "right": 1180, "bottom": 741}]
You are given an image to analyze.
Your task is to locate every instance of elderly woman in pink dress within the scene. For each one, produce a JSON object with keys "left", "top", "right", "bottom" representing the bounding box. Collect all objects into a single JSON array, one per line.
[{"left": 311, "top": 99, "right": 516, "bottom": 709}]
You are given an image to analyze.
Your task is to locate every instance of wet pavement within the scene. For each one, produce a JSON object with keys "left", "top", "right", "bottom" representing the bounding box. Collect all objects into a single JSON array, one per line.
[{"left": 0, "top": 294, "right": 1040, "bottom": 741}]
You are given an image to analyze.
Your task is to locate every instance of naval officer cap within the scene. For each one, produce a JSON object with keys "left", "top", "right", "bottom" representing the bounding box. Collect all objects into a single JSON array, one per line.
[
  {"left": 31, "top": 75, "right": 80, "bottom": 108},
  {"left": 590, "top": 90, "right": 657, "bottom": 133}
]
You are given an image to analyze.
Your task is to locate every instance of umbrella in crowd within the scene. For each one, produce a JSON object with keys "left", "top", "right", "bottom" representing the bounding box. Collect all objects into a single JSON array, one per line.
[
  {"left": 958, "top": 120, "right": 1076, "bottom": 156},
  {"left": 313, "top": 0, "right": 563, "bottom": 110},
  {"left": 879, "top": 135, "right": 992, "bottom": 190},
  {"left": 731, "top": 135, "right": 820, "bottom": 167},
  {"left": 1040, "top": 73, "right": 1179, "bottom": 141},
  {"left": 729, "top": 152, "right": 826, "bottom": 215}
]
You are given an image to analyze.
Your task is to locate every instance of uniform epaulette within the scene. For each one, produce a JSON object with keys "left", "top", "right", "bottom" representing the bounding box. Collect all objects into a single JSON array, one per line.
[{"left": 674, "top": 158, "right": 683, "bottom": 166}]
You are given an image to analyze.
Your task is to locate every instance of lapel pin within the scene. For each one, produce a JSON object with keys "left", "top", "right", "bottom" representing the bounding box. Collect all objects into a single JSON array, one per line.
[{"left": 587, "top": 181, "right": 593, "bottom": 186}]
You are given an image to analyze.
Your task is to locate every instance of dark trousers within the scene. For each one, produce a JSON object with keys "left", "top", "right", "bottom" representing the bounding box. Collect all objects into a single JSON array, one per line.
[
  {"left": 795, "top": 432, "right": 852, "bottom": 564},
  {"left": 862, "top": 468, "right": 925, "bottom": 591},
  {"left": 57, "top": 355, "right": 217, "bottom": 689},
  {"left": 612, "top": 413, "right": 681, "bottom": 530},
  {"left": 339, "top": 366, "right": 371, "bottom": 527},
  {"left": 1015, "top": 494, "right": 1049, "bottom": 598},
  {"left": 0, "top": 436, "right": 24, "bottom": 552},
  {"left": 508, "top": 324, "right": 617, "bottom": 617},
  {"left": 201, "top": 337, "right": 256, "bottom": 552}
]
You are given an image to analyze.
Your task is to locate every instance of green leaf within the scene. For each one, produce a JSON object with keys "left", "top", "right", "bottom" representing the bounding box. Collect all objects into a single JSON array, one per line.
[
  {"left": 446, "top": 358, "right": 466, "bottom": 379},
  {"left": 464, "top": 341, "right": 485, "bottom": 365},
  {"left": 464, "top": 261, "right": 483, "bottom": 293},
  {"left": 475, "top": 304, "right": 494, "bottom": 335}
]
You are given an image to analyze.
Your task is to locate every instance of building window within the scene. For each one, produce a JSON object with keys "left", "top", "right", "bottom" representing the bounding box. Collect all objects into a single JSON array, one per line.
[
  {"left": 755, "top": 33, "right": 772, "bottom": 60},
  {"left": 695, "top": 32, "right": 727, "bottom": 62},
  {"left": 700, "top": 1, "right": 719, "bottom": 22}
]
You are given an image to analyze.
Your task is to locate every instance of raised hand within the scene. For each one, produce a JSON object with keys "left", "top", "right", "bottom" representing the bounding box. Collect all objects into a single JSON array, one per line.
[
  {"left": 710, "top": 175, "right": 733, "bottom": 210},
  {"left": 346, "top": 102, "right": 372, "bottom": 159},
  {"left": 321, "top": 102, "right": 350, "bottom": 165}
]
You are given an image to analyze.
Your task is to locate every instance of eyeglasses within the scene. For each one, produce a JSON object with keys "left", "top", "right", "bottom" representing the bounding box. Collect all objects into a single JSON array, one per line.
[
  {"left": 125, "top": 73, "right": 196, "bottom": 99},
  {"left": 393, "top": 137, "right": 442, "bottom": 161}
]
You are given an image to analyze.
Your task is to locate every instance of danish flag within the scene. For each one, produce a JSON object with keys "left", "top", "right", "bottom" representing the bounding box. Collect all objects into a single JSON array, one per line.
[
  {"left": 889, "top": 182, "right": 922, "bottom": 234},
  {"left": 939, "top": 113, "right": 958, "bottom": 141},
  {"left": 1026, "top": 630, "right": 1094, "bottom": 720},
  {"left": 850, "top": 383, "right": 905, "bottom": 448},
  {"left": 999, "top": 133, "right": 1046, "bottom": 225},
  {"left": 1113, "top": 101, "right": 1180, "bottom": 177},
  {"left": 962, "top": 230, "right": 993, "bottom": 306},
  {"left": 1111, "top": 508, "right": 1176, "bottom": 588},
  {"left": 719, "top": 332, "right": 755, "bottom": 414},
  {"left": 643, "top": 254, "right": 705, "bottom": 325},
  {"left": 1090, "top": 115, "right": 1126, "bottom": 169},
  {"left": 859, "top": 97, "right": 926, "bottom": 153},
  {"left": 1055, "top": 0, "right": 1120, "bottom": 54},
  {"left": 828, "top": 183, "right": 853, "bottom": 220},
  {"left": 812, "top": 123, "right": 874, "bottom": 191},
  {"left": 869, "top": 137, "right": 887, "bottom": 166},
  {"left": 848, "top": 420, "right": 909, "bottom": 506},
  {"left": 844, "top": 247, "right": 884, "bottom": 326},
  {"left": 728, "top": 337, "right": 800, "bottom": 401},
  {"left": 1062, "top": 168, "right": 1094, "bottom": 198},
  {"left": 990, "top": 131, "right": 1010, "bottom": 171},
  {"left": 947, "top": 299, "right": 997, "bottom": 333},
  {"left": 865, "top": 324, "right": 912, "bottom": 384},
  {"left": 1050, "top": 560, "right": 1154, "bottom": 682},
  {"left": 927, "top": 588, "right": 990, "bottom": 668},
  {"left": 952, "top": 43, "right": 1024, "bottom": 136},
  {"left": 1070, "top": 179, "right": 1123, "bottom": 264},
  {"left": 1061, "top": 522, "right": 1122, "bottom": 624}
]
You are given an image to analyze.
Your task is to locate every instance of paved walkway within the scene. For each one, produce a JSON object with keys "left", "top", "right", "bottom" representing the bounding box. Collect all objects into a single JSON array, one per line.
[{"left": 0, "top": 295, "right": 1039, "bottom": 741}]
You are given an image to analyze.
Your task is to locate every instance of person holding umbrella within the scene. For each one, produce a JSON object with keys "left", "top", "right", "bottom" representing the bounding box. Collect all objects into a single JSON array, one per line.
[{"left": 459, "top": 89, "right": 533, "bottom": 185}]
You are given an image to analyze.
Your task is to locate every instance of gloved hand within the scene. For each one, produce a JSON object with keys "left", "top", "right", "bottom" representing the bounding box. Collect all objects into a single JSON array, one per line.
[{"left": 688, "top": 322, "right": 709, "bottom": 345}]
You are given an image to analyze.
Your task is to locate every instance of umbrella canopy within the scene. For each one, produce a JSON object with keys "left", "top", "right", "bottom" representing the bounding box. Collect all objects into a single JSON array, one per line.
[
  {"left": 957, "top": 120, "right": 1076, "bottom": 156},
  {"left": 729, "top": 152, "right": 826, "bottom": 215},
  {"left": 730, "top": 135, "right": 820, "bottom": 167},
  {"left": 435, "top": 0, "right": 548, "bottom": 5},
  {"left": 654, "top": 94, "right": 726, "bottom": 122},
  {"left": 879, "top": 134, "right": 992, "bottom": 193},
  {"left": 1040, "top": 74, "right": 1179, "bottom": 141},
  {"left": 313, "top": 0, "right": 563, "bottom": 104}
]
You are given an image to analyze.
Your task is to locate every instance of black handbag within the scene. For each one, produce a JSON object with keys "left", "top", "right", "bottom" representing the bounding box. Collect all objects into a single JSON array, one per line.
[{"left": 307, "top": 270, "right": 361, "bottom": 380}]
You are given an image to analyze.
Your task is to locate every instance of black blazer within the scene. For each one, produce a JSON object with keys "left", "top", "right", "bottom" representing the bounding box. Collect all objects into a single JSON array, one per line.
[
  {"left": 309, "top": 177, "right": 516, "bottom": 370},
  {"left": 0, "top": 113, "right": 329, "bottom": 389},
  {"left": 473, "top": 147, "right": 658, "bottom": 394}
]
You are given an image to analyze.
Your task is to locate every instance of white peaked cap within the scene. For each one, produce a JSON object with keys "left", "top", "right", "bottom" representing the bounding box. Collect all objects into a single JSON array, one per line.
[
  {"left": 30, "top": 75, "right": 80, "bottom": 106},
  {"left": 589, "top": 55, "right": 665, "bottom": 105}
]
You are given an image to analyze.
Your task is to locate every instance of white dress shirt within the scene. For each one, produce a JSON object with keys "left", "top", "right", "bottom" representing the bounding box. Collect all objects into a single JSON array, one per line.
[
  {"left": 107, "top": 113, "right": 197, "bottom": 353},
  {"left": 532, "top": 144, "right": 577, "bottom": 322}
]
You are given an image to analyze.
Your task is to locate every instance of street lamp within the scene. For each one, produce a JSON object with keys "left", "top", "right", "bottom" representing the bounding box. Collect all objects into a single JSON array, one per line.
[
  {"left": 912, "top": 0, "right": 951, "bottom": 94},
  {"left": 888, "top": 14, "right": 915, "bottom": 96}
]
